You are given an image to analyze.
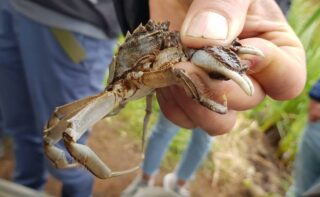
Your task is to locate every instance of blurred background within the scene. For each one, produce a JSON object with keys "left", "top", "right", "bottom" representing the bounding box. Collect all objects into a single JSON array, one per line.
[{"left": 1, "top": 0, "right": 320, "bottom": 196}]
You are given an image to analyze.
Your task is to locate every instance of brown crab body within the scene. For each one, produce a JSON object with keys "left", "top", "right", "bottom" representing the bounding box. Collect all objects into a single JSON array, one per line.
[{"left": 43, "top": 20, "right": 263, "bottom": 179}]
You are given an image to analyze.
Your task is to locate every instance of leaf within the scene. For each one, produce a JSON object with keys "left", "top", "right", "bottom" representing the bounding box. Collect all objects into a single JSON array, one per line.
[{"left": 298, "top": 5, "right": 320, "bottom": 35}]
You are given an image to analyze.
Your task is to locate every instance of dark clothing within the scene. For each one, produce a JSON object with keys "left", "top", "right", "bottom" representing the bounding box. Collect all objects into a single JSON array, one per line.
[
  {"left": 26, "top": 0, "right": 292, "bottom": 51},
  {"left": 26, "top": 0, "right": 120, "bottom": 38},
  {"left": 113, "top": 0, "right": 149, "bottom": 33},
  {"left": 275, "top": 0, "right": 292, "bottom": 15},
  {"left": 310, "top": 80, "right": 320, "bottom": 102},
  {"left": 28, "top": 0, "right": 291, "bottom": 37},
  {"left": 29, "top": 0, "right": 290, "bottom": 36},
  {"left": 113, "top": 0, "right": 291, "bottom": 33}
]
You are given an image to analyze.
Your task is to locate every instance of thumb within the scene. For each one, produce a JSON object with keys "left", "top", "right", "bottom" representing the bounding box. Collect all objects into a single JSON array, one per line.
[{"left": 181, "top": 0, "right": 252, "bottom": 47}]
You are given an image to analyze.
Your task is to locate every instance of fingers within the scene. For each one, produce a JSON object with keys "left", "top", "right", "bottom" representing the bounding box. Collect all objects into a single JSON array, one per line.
[
  {"left": 180, "top": 0, "right": 252, "bottom": 47},
  {"left": 157, "top": 86, "right": 237, "bottom": 135},
  {"left": 156, "top": 61, "right": 265, "bottom": 135},
  {"left": 240, "top": 0, "right": 288, "bottom": 38},
  {"left": 149, "top": 0, "right": 190, "bottom": 30},
  {"left": 173, "top": 62, "right": 266, "bottom": 111},
  {"left": 150, "top": 0, "right": 306, "bottom": 135},
  {"left": 240, "top": 38, "right": 306, "bottom": 100},
  {"left": 157, "top": 87, "right": 195, "bottom": 128}
]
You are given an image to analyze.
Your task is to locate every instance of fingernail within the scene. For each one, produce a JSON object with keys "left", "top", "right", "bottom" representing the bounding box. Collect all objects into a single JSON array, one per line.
[{"left": 186, "top": 12, "right": 228, "bottom": 40}]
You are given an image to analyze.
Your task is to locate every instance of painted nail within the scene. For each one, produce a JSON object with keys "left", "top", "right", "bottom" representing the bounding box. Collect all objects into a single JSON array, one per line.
[{"left": 186, "top": 12, "right": 228, "bottom": 40}]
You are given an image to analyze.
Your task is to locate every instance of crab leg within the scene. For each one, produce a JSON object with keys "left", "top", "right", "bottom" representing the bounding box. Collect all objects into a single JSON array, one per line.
[
  {"left": 64, "top": 136, "right": 139, "bottom": 178},
  {"left": 142, "top": 94, "right": 153, "bottom": 152},
  {"left": 230, "top": 39, "right": 264, "bottom": 57},
  {"left": 61, "top": 90, "right": 141, "bottom": 178},
  {"left": 64, "top": 91, "right": 118, "bottom": 139},
  {"left": 233, "top": 46, "right": 264, "bottom": 57},
  {"left": 44, "top": 95, "right": 101, "bottom": 143},
  {"left": 44, "top": 91, "right": 119, "bottom": 170},
  {"left": 172, "top": 68, "right": 228, "bottom": 114},
  {"left": 135, "top": 67, "right": 228, "bottom": 114},
  {"left": 139, "top": 67, "right": 178, "bottom": 88},
  {"left": 44, "top": 95, "right": 102, "bottom": 168}
]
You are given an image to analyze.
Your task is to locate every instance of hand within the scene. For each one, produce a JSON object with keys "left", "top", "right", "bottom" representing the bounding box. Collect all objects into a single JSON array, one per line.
[
  {"left": 150, "top": 0, "right": 306, "bottom": 135},
  {"left": 309, "top": 99, "right": 320, "bottom": 122}
]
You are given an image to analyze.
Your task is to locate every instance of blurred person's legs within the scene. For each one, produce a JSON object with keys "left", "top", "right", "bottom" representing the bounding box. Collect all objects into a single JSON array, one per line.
[
  {"left": 122, "top": 112, "right": 180, "bottom": 196},
  {"left": 174, "top": 127, "right": 212, "bottom": 181},
  {"left": 0, "top": 1, "right": 47, "bottom": 189},
  {"left": 142, "top": 112, "right": 180, "bottom": 176},
  {"left": 143, "top": 114, "right": 213, "bottom": 183},
  {"left": 122, "top": 112, "right": 213, "bottom": 196},
  {"left": 293, "top": 122, "right": 320, "bottom": 197},
  {"left": 0, "top": 1, "right": 115, "bottom": 196},
  {"left": 163, "top": 128, "right": 212, "bottom": 196}
]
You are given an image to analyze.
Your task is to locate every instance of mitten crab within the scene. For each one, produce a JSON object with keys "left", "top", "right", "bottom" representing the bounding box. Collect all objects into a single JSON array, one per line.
[{"left": 43, "top": 20, "right": 263, "bottom": 179}]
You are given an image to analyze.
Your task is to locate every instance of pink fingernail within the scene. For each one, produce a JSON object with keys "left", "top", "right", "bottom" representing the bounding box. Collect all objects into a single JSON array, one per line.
[{"left": 186, "top": 12, "right": 228, "bottom": 40}]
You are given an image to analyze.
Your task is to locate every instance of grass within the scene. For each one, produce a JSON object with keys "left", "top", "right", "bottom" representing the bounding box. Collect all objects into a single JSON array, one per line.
[
  {"left": 247, "top": 0, "right": 320, "bottom": 164},
  {"left": 101, "top": 1, "right": 320, "bottom": 193}
]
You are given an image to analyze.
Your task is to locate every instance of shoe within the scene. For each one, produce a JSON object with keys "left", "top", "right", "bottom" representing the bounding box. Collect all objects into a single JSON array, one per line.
[
  {"left": 163, "top": 173, "right": 191, "bottom": 197},
  {"left": 121, "top": 175, "right": 154, "bottom": 197}
]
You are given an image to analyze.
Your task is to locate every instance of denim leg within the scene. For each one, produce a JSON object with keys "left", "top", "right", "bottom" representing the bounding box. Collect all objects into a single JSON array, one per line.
[
  {"left": 0, "top": 56, "right": 47, "bottom": 190},
  {"left": 0, "top": 2, "right": 116, "bottom": 196},
  {"left": 142, "top": 112, "right": 180, "bottom": 176},
  {"left": 15, "top": 17, "right": 115, "bottom": 197},
  {"left": 0, "top": 1, "right": 47, "bottom": 190},
  {"left": 175, "top": 128, "right": 213, "bottom": 181},
  {"left": 293, "top": 122, "right": 320, "bottom": 197}
]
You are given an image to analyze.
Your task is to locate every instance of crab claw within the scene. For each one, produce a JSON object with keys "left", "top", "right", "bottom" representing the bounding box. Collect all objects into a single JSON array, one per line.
[
  {"left": 234, "top": 46, "right": 264, "bottom": 57},
  {"left": 190, "top": 49, "right": 254, "bottom": 96}
]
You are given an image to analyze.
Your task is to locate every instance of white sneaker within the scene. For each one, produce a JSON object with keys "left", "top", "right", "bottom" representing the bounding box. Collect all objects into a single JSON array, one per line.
[
  {"left": 163, "top": 173, "right": 191, "bottom": 197},
  {"left": 121, "top": 175, "right": 154, "bottom": 197}
]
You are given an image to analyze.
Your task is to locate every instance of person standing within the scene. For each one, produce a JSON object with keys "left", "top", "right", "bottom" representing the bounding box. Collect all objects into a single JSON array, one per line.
[
  {"left": 290, "top": 80, "right": 320, "bottom": 197},
  {"left": 122, "top": 112, "right": 213, "bottom": 197},
  {"left": 0, "top": 0, "right": 119, "bottom": 196}
]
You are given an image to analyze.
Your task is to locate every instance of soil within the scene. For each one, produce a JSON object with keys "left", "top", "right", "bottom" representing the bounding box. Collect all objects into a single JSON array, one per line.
[{"left": 0, "top": 119, "right": 291, "bottom": 197}]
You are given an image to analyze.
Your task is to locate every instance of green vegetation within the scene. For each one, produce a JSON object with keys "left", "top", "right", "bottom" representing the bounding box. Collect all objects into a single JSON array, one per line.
[
  {"left": 107, "top": 0, "right": 320, "bottom": 179},
  {"left": 107, "top": 96, "right": 192, "bottom": 166},
  {"left": 98, "top": 1, "right": 320, "bottom": 195},
  {"left": 248, "top": 0, "right": 320, "bottom": 163}
]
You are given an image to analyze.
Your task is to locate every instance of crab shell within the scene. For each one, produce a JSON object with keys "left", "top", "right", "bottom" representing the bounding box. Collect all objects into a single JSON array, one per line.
[{"left": 110, "top": 21, "right": 172, "bottom": 83}]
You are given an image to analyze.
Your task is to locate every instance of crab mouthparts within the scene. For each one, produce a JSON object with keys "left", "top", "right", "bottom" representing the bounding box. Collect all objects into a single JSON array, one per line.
[{"left": 191, "top": 50, "right": 254, "bottom": 96}]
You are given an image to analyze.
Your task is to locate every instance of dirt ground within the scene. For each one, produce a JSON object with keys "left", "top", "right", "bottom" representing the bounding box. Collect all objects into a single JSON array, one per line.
[{"left": 0, "top": 119, "right": 291, "bottom": 197}]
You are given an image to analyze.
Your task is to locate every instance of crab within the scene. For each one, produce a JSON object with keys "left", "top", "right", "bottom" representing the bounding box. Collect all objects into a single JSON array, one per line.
[{"left": 43, "top": 20, "right": 263, "bottom": 179}]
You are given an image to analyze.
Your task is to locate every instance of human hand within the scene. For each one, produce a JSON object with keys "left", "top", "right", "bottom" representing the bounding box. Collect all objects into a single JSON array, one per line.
[
  {"left": 150, "top": 0, "right": 306, "bottom": 135},
  {"left": 309, "top": 99, "right": 320, "bottom": 122}
]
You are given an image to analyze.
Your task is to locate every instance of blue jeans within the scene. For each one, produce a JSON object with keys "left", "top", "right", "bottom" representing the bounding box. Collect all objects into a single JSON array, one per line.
[
  {"left": 0, "top": 1, "right": 115, "bottom": 196},
  {"left": 293, "top": 122, "right": 320, "bottom": 197},
  {"left": 142, "top": 112, "right": 213, "bottom": 181}
]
